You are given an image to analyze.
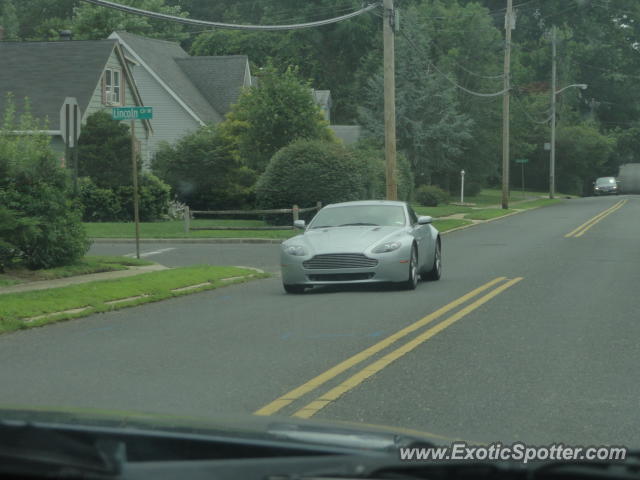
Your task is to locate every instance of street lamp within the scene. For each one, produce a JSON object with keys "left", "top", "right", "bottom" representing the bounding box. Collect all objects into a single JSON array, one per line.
[{"left": 549, "top": 83, "right": 587, "bottom": 199}]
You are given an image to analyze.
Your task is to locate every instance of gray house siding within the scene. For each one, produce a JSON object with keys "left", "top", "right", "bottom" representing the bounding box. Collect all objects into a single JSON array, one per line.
[
  {"left": 84, "top": 50, "right": 151, "bottom": 167},
  {"left": 129, "top": 62, "right": 201, "bottom": 160}
]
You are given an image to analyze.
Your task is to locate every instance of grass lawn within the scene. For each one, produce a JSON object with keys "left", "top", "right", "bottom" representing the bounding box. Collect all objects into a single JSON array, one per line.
[
  {"left": 0, "top": 265, "right": 268, "bottom": 335},
  {"left": 514, "top": 198, "right": 564, "bottom": 209},
  {"left": 433, "top": 219, "right": 473, "bottom": 232},
  {"left": 464, "top": 208, "right": 517, "bottom": 221},
  {"left": 0, "top": 255, "right": 153, "bottom": 287},
  {"left": 413, "top": 204, "right": 474, "bottom": 217},
  {"left": 85, "top": 219, "right": 296, "bottom": 239}
]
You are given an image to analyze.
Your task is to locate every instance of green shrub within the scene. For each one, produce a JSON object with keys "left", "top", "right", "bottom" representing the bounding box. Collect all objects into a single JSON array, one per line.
[
  {"left": 152, "top": 126, "right": 256, "bottom": 211},
  {"left": 255, "top": 139, "right": 367, "bottom": 224},
  {"left": 415, "top": 185, "right": 449, "bottom": 206},
  {"left": 0, "top": 94, "right": 89, "bottom": 270},
  {"left": 464, "top": 181, "right": 483, "bottom": 197},
  {"left": 78, "top": 111, "right": 135, "bottom": 189},
  {"left": 351, "top": 143, "right": 414, "bottom": 202},
  {"left": 0, "top": 159, "right": 90, "bottom": 270},
  {"left": 79, "top": 177, "right": 122, "bottom": 222},
  {"left": 79, "top": 174, "right": 171, "bottom": 222}
]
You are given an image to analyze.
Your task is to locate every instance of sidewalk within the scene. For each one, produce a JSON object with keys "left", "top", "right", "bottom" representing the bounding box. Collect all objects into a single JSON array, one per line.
[{"left": 0, "top": 264, "right": 168, "bottom": 296}]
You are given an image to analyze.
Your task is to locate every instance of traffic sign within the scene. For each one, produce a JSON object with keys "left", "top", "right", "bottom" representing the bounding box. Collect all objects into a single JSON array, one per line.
[
  {"left": 59, "top": 97, "right": 81, "bottom": 147},
  {"left": 112, "top": 106, "right": 153, "bottom": 121},
  {"left": 515, "top": 158, "right": 529, "bottom": 164}
]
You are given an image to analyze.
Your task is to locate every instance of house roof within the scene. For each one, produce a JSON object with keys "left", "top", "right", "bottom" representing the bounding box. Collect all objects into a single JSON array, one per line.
[
  {"left": 176, "top": 55, "right": 249, "bottom": 116},
  {"left": 0, "top": 40, "right": 118, "bottom": 131},
  {"left": 111, "top": 31, "right": 222, "bottom": 124}
]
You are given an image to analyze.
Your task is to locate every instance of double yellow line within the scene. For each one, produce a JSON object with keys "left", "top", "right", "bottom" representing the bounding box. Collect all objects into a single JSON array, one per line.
[
  {"left": 565, "top": 199, "right": 627, "bottom": 238},
  {"left": 254, "top": 276, "right": 523, "bottom": 419}
]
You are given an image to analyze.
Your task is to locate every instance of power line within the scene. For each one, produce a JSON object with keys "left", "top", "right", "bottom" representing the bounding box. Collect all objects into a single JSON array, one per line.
[
  {"left": 399, "top": 29, "right": 509, "bottom": 97},
  {"left": 512, "top": 92, "right": 553, "bottom": 124},
  {"left": 78, "top": 0, "right": 379, "bottom": 31}
]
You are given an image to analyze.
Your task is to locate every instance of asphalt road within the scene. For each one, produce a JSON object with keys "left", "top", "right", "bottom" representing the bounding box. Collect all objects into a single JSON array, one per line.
[{"left": 1, "top": 195, "right": 638, "bottom": 446}]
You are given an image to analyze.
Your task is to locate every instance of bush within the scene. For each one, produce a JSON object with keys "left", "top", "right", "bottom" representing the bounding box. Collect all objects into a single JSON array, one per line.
[
  {"left": 255, "top": 139, "right": 367, "bottom": 224},
  {"left": 0, "top": 159, "right": 90, "bottom": 270},
  {"left": 0, "top": 94, "right": 89, "bottom": 270},
  {"left": 415, "top": 185, "right": 449, "bottom": 207},
  {"left": 464, "top": 181, "right": 483, "bottom": 197},
  {"left": 79, "top": 173, "right": 171, "bottom": 222},
  {"left": 78, "top": 111, "right": 135, "bottom": 189},
  {"left": 79, "top": 177, "right": 122, "bottom": 222},
  {"left": 117, "top": 173, "right": 171, "bottom": 222},
  {"left": 351, "top": 143, "right": 414, "bottom": 202},
  {"left": 152, "top": 126, "right": 256, "bottom": 211}
]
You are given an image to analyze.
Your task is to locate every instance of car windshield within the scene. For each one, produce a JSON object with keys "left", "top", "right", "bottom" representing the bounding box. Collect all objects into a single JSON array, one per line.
[
  {"left": 309, "top": 205, "right": 406, "bottom": 228},
  {"left": 3, "top": 0, "right": 640, "bottom": 472},
  {"left": 596, "top": 177, "right": 616, "bottom": 185}
]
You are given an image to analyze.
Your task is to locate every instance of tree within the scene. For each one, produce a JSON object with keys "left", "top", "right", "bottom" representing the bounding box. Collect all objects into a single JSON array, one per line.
[
  {"left": 0, "top": 0, "right": 19, "bottom": 40},
  {"left": 77, "top": 111, "right": 135, "bottom": 189},
  {"left": 555, "top": 122, "right": 615, "bottom": 195},
  {"left": 187, "top": 0, "right": 380, "bottom": 122},
  {"left": 152, "top": 125, "right": 256, "bottom": 210},
  {"left": 72, "top": 0, "right": 189, "bottom": 41},
  {"left": 224, "top": 66, "right": 335, "bottom": 173},
  {"left": 359, "top": 5, "right": 473, "bottom": 189}
]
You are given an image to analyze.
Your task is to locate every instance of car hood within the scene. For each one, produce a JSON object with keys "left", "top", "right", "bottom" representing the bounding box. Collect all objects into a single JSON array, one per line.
[
  {"left": 0, "top": 405, "right": 449, "bottom": 450},
  {"left": 299, "top": 226, "right": 404, "bottom": 254}
]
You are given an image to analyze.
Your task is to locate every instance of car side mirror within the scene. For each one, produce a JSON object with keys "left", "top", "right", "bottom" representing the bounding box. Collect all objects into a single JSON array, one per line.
[
  {"left": 417, "top": 216, "right": 433, "bottom": 225},
  {"left": 293, "top": 219, "right": 306, "bottom": 229}
]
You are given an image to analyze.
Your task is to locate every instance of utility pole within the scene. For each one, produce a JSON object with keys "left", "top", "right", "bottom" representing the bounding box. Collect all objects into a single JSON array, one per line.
[
  {"left": 383, "top": 0, "right": 397, "bottom": 200},
  {"left": 501, "top": 0, "right": 513, "bottom": 209},
  {"left": 549, "top": 26, "right": 557, "bottom": 199}
]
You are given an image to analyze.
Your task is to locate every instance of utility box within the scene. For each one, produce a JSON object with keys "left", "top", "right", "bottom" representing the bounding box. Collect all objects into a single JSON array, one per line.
[{"left": 618, "top": 163, "right": 640, "bottom": 194}]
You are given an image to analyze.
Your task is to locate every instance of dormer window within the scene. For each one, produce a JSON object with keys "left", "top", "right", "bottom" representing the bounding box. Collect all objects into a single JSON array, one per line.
[{"left": 103, "top": 68, "right": 122, "bottom": 105}]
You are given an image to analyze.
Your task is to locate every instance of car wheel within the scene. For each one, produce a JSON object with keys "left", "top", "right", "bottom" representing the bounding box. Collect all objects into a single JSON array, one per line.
[
  {"left": 402, "top": 246, "right": 419, "bottom": 290},
  {"left": 422, "top": 239, "right": 442, "bottom": 281},
  {"left": 283, "top": 284, "right": 306, "bottom": 294}
]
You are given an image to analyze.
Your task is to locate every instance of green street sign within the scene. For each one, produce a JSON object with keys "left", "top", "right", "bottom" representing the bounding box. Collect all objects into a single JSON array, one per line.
[
  {"left": 112, "top": 106, "right": 153, "bottom": 120},
  {"left": 515, "top": 158, "right": 529, "bottom": 164}
]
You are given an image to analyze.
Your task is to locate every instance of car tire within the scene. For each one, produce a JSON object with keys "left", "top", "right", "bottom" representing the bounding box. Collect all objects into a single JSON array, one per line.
[
  {"left": 283, "top": 284, "right": 306, "bottom": 294},
  {"left": 401, "top": 246, "right": 419, "bottom": 291},
  {"left": 422, "top": 239, "right": 442, "bottom": 281}
]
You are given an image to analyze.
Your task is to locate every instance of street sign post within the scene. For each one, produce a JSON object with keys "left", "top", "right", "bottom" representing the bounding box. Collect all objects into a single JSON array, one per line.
[
  {"left": 60, "top": 98, "right": 82, "bottom": 193},
  {"left": 112, "top": 106, "right": 153, "bottom": 259},
  {"left": 515, "top": 159, "right": 528, "bottom": 197}
]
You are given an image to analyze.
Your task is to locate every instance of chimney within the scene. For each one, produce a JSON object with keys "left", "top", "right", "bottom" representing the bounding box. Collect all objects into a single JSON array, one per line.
[{"left": 60, "top": 30, "right": 73, "bottom": 41}]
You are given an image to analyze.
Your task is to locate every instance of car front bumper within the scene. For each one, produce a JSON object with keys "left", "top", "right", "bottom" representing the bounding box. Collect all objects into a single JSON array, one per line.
[{"left": 281, "top": 252, "right": 411, "bottom": 286}]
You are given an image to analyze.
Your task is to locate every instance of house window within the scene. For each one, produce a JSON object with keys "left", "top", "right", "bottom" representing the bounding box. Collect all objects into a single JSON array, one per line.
[{"left": 103, "top": 68, "right": 122, "bottom": 105}]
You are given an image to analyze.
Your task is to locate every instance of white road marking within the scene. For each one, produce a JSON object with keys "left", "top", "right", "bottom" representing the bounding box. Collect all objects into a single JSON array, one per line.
[{"left": 124, "top": 247, "right": 176, "bottom": 258}]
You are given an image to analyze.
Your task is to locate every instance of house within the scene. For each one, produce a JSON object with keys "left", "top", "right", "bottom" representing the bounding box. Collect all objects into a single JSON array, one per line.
[
  {"left": 109, "top": 31, "right": 252, "bottom": 158},
  {"left": 312, "top": 90, "right": 332, "bottom": 123},
  {"left": 0, "top": 39, "right": 152, "bottom": 164}
]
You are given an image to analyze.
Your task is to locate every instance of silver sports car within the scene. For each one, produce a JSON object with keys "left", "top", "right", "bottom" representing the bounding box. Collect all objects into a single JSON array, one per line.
[{"left": 280, "top": 200, "right": 441, "bottom": 293}]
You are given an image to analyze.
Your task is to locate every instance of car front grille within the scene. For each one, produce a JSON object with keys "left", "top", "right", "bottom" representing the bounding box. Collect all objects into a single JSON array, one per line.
[
  {"left": 303, "top": 253, "right": 378, "bottom": 269},
  {"left": 308, "top": 273, "right": 375, "bottom": 282}
]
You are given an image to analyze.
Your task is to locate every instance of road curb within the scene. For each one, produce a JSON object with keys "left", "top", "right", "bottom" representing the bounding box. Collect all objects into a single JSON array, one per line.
[{"left": 90, "top": 238, "right": 284, "bottom": 244}]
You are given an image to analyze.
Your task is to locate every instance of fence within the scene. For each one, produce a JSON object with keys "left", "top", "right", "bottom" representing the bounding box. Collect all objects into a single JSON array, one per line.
[{"left": 184, "top": 202, "right": 322, "bottom": 233}]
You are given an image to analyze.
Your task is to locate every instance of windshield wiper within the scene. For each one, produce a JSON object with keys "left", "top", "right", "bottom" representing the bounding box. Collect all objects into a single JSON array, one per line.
[
  {"left": 0, "top": 422, "right": 125, "bottom": 478},
  {"left": 338, "top": 223, "right": 379, "bottom": 227}
]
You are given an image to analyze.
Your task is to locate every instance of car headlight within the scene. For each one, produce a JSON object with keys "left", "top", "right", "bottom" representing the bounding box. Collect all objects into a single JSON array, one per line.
[
  {"left": 373, "top": 241, "right": 401, "bottom": 253},
  {"left": 283, "top": 245, "right": 307, "bottom": 256},
  {"left": 595, "top": 186, "right": 600, "bottom": 190}
]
